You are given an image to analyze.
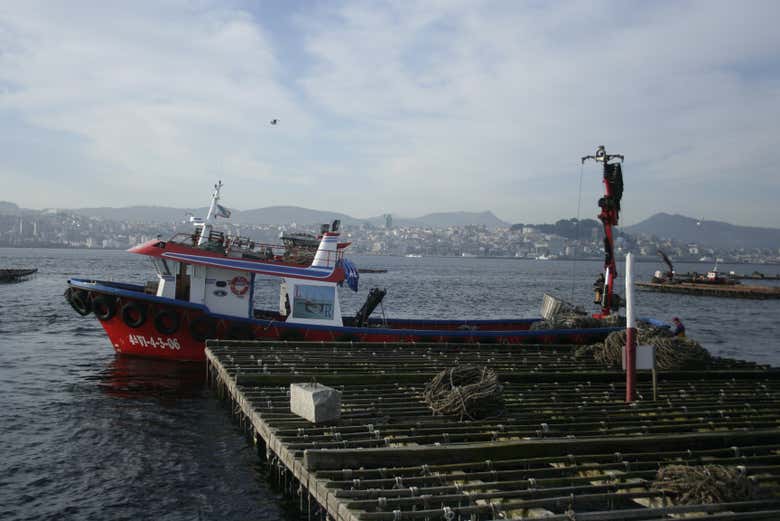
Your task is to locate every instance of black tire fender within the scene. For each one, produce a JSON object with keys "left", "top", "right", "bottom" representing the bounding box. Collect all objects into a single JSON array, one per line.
[
  {"left": 92, "top": 295, "right": 117, "bottom": 321},
  {"left": 226, "top": 322, "right": 253, "bottom": 340},
  {"left": 189, "top": 315, "right": 217, "bottom": 342},
  {"left": 66, "top": 288, "right": 91, "bottom": 316},
  {"left": 154, "top": 309, "right": 180, "bottom": 335},
  {"left": 121, "top": 301, "right": 147, "bottom": 329}
]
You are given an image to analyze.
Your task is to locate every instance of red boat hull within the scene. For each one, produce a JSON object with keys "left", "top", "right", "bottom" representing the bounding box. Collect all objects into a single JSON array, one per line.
[
  {"left": 100, "top": 313, "right": 206, "bottom": 362},
  {"left": 68, "top": 283, "right": 617, "bottom": 362}
]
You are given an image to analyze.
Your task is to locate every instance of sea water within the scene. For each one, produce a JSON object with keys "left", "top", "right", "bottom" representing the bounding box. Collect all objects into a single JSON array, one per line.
[{"left": 1, "top": 248, "right": 778, "bottom": 520}]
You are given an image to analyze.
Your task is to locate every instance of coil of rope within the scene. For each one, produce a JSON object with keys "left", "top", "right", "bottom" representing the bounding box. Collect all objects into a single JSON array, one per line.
[
  {"left": 585, "top": 323, "right": 712, "bottom": 370},
  {"left": 653, "top": 464, "right": 755, "bottom": 505},
  {"left": 423, "top": 365, "right": 504, "bottom": 420}
]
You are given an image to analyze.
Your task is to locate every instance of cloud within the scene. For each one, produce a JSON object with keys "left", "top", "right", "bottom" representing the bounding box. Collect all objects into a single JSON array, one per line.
[
  {"left": 297, "top": 0, "right": 780, "bottom": 225},
  {"left": 0, "top": 1, "right": 311, "bottom": 205},
  {"left": 0, "top": 1, "right": 778, "bottom": 226}
]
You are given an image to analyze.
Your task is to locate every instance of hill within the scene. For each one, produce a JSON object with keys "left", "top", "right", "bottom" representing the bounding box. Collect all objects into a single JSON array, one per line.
[
  {"left": 0, "top": 201, "right": 21, "bottom": 214},
  {"left": 624, "top": 213, "right": 780, "bottom": 250},
  {"left": 414, "top": 211, "right": 508, "bottom": 229},
  {"left": 67, "top": 205, "right": 363, "bottom": 226},
  {"left": 64, "top": 205, "right": 508, "bottom": 228},
  {"left": 366, "top": 211, "right": 508, "bottom": 229},
  {"left": 237, "top": 206, "right": 360, "bottom": 226},
  {"left": 71, "top": 206, "right": 207, "bottom": 223}
]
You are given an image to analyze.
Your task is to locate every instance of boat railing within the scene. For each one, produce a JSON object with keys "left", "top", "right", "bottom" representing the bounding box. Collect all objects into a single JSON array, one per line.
[{"left": 166, "top": 232, "right": 345, "bottom": 266}]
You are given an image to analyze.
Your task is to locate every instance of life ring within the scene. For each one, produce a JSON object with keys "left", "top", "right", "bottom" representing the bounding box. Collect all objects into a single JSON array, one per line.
[
  {"left": 154, "top": 309, "right": 180, "bottom": 335},
  {"left": 121, "top": 301, "right": 147, "bottom": 329},
  {"left": 65, "top": 288, "right": 91, "bottom": 316},
  {"left": 229, "top": 275, "right": 250, "bottom": 296},
  {"left": 189, "top": 315, "right": 217, "bottom": 342},
  {"left": 92, "top": 295, "right": 117, "bottom": 321}
]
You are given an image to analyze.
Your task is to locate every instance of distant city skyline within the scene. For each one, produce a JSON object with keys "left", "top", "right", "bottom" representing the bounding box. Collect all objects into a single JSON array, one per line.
[{"left": 1, "top": 1, "right": 779, "bottom": 227}]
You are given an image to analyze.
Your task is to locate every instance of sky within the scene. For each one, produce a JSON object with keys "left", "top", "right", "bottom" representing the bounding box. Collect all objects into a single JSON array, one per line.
[{"left": 1, "top": 1, "right": 779, "bottom": 227}]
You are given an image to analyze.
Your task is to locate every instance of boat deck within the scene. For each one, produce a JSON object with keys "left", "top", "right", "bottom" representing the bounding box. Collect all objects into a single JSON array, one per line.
[
  {"left": 637, "top": 281, "right": 780, "bottom": 299},
  {"left": 206, "top": 341, "right": 780, "bottom": 521}
]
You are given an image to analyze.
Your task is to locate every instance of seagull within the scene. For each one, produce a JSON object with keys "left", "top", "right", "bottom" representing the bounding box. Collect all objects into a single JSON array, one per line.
[{"left": 270, "top": 119, "right": 278, "bottom": 125}]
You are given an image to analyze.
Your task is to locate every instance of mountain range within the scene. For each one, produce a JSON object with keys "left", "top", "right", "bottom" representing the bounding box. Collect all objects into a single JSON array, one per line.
[
  {"left": 0, "top": 201, "right": 509, "bottom": 229},
  {"left": 80, "top": 206, "right": 507, "bottom": 229},
  {"left": 622, "top": 213, "right": 780, "bottom": 250}
]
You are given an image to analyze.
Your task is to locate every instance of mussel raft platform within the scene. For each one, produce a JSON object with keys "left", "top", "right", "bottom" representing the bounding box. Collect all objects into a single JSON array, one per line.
[
  {"left": 206, "top": 341, "right": 780, "bottom": 520},
  {"left": 636, "top": 281, "right": 780, "bottom": 299}
]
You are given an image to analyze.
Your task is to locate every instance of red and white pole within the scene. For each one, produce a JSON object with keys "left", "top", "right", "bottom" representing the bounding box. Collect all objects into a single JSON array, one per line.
[{"left": 625, "top": 252, "right": 637, "bottom": 402}]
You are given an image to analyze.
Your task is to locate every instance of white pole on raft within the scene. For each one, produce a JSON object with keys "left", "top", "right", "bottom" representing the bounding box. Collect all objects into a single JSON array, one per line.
[{"left": 625, "top": 253, "right": 637, "bottom": 403}]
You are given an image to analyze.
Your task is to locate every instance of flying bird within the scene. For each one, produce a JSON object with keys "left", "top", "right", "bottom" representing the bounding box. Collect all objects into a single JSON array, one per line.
[{"left": 270, "top": 119, "right": 278, "bottom": 125}]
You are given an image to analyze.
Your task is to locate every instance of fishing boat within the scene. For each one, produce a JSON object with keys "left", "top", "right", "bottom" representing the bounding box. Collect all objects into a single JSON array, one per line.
[{"left": 65, "top": 162, "right": 625, "bottom": 362}]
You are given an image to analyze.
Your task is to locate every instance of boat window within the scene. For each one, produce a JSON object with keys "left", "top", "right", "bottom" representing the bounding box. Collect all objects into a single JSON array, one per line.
[{"left": 292, "top": 285, "right": 335, "bottom": 320}]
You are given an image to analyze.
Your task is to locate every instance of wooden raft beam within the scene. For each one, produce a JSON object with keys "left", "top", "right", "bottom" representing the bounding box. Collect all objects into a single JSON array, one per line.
[
  {"left": 303, "top": 428, "right": 780, "bottom": 471},
  {"left": 223, "top": 368, "right": 780, "bottom": 386}
]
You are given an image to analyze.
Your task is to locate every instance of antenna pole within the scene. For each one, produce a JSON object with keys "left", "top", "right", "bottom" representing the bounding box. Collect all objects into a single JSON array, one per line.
[
  {"left": 582, "top": 146, "right": 624, "bottom": 317},
  {"left": 197, "top": 180, "right": 223, "bottom": 247}
]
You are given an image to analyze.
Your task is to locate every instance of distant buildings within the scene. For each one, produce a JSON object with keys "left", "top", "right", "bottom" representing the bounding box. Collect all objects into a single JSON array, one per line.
[{"left": 0, "top": 210, "right": 777, "bottom": 264}]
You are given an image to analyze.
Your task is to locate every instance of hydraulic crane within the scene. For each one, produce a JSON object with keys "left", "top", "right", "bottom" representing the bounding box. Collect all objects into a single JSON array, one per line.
[{"left": 582, "top": 146, "right": 624, "bottom": 318}]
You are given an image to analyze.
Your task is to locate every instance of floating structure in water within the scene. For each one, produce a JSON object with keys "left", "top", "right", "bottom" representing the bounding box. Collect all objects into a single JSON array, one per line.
[
  {"left": 641, "top": 251, "right": 780, "bottom": 298},
  {"left": 0, "top": 268, "right": 37, "bottom": 283},
  {"left": 207, "top": 340, "right": 780, "bottom": 521},
  {"left": 731, "top": 271, "right": 780, "bottom": 281},
  {"left": 636, "top": 281, "right": 780, "bottom": 299}
]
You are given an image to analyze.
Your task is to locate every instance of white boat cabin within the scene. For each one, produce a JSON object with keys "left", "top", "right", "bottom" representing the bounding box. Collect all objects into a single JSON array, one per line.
[
  {"left": 145, "top": 230, "right": 347, "bottom": 328},
  {"left": 137, "top": 181, "right": 350, "bottom": 328}
]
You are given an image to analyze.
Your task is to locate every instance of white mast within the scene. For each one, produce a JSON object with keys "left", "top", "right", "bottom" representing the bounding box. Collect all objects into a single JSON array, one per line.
[{"left": 197, "top": 181, "right": 223, "bottom": 247}]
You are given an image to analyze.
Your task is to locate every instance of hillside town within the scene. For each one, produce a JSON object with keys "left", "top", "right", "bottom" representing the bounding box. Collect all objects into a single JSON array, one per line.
[{"left": 2, "top": 210, "right": 779, "bottom": 265}]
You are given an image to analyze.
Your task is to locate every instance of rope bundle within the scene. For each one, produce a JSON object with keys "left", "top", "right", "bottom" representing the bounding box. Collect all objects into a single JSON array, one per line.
[
  {"left": 423, "top": 365, "right": 504, "bottom": 420},
  {"left": 653, "top": 464, "right": 755, "bottom": 504},
  {"left": 591, "top": 323, "right": 711, "bottom": 370}
]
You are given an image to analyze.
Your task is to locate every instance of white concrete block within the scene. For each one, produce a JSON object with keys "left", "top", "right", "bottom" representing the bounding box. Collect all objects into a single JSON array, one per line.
[{"left": 290, "top": 383, "right": 341, "bottom": 423}]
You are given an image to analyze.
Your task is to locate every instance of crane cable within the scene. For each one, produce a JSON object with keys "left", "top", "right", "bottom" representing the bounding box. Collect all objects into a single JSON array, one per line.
[{"left": 570, "top": 162, "right": 585, "bottom": 301}]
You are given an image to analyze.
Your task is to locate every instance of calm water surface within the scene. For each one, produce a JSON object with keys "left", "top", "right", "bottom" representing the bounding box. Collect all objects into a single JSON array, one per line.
[{"left": 1, "top": 248, "right": 778, "bottom": 520}]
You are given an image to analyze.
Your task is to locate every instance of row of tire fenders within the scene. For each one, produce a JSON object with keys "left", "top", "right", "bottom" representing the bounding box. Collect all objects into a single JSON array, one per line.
[
  {"left": 64, "top": 287, "right": 254, "bottom": 342},
  {"left": 63, "top": 288, "right": 594, "bottom": 345}
]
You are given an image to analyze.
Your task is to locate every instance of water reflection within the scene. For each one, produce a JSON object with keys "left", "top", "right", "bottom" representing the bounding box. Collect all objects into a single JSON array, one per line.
[{"left": 98, "top": 355, "right": 205, "bottom": 399}]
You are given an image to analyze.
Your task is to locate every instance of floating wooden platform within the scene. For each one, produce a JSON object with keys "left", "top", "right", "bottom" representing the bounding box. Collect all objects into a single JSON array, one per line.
[
  {"left": 733, "top": 273, "right": 780, "bottom": 281},
  {"left": 0, "top": 268, "right": 37, "bottom": 283},
  {"left": 206, "top": 341, "right": 780, "bottom": 520},
  {"left": 637, "top": 281, "right": 780, "bottom": 299}
]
